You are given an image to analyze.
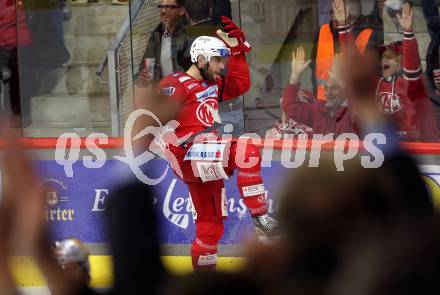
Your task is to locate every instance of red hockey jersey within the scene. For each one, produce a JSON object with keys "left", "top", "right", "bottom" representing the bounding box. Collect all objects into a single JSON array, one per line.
[{"left": 158, "top": 54, "right": 250, "bottom": 139}]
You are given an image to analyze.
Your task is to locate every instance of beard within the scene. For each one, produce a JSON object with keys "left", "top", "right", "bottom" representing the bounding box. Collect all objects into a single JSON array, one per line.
[
  {"left": 205, "top": 71, "right": 217, "bottom": 82},
  {"left": 201, "top": 67, "right": 218, "bottom": 82}
]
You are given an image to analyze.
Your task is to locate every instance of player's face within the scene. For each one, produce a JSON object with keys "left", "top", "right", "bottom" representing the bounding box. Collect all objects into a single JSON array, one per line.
[
  {"left": 159, "top": 0, "right": 184, "bottom": 28},
  {"left": 206, "top": 56, "right": 227, "bottom": 82},
  {"left": 381, "top": 50, "right": 402, "bottom": 78}
]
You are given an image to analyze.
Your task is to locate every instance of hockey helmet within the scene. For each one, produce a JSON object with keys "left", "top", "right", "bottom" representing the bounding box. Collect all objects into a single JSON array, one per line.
[
  {"left": 190, "top": 36, "right": 230, "bottom": 64},
  {"left": 53, "top": 238, "right": 90, "bottom": 273}
]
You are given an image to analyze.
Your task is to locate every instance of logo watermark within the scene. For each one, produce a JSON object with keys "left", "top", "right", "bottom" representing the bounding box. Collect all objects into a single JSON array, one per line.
[{"left": 54, "top": 109, "right": 387, "bottom": 185}]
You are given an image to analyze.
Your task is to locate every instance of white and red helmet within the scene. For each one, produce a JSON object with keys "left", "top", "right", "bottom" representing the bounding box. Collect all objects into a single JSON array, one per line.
[{"left": 190, "top": 36, "right": 230, "bottom": 64}]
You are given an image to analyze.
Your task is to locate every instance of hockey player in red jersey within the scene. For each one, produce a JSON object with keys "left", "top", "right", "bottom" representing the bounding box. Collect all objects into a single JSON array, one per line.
[
  {"left": 158, "top": 17, "right": 277, "bottom": 271},
  {"left": 336, "top": 0, "right": 440, "bottom": 141}
]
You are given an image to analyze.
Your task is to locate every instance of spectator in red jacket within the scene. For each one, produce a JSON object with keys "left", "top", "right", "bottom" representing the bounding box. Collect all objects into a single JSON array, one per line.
[
  {"left": 281, "top": 46, "right": 354, "bottom": 136},
  {"left": 336, "top": 0, "right": 440, "bottom": 141},
  {"left": 0, "top": 0, "right": 32, "bottom": 124}
]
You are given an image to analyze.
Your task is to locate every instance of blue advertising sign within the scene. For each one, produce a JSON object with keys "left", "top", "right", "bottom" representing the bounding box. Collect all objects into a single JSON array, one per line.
[{"left": 36, "top": 160, "right": 286, "bottom": 244}]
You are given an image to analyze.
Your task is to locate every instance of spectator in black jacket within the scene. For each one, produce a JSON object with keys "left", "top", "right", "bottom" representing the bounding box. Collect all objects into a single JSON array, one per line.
[{"left": 138, "top": 0, "right": 187, "bottom": 85}]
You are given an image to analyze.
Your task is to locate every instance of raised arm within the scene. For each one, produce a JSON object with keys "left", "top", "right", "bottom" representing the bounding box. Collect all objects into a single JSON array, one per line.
[
  {"left": 281, "top": 47, "right": 314, "bottom": 125},
  {"left": 398, "top": 3, "right": 425, "bottom": 99},
  {"left": 216, "top": 17, "right": 251, "bottom": 99},
  {"left": 333, "top": 0, "right": 359, "bottom": 57}
]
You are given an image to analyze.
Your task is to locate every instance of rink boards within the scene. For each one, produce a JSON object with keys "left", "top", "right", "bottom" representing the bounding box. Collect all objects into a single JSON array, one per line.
[{"left": 12, "top": 158, "right": 440, "bottom": 289}]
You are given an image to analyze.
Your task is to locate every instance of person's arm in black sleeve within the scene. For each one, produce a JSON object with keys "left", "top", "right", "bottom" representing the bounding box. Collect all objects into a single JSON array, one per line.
[
  {"left": 212, "top": 0, "right": 232, "bottom": 24},
  {"left": 422, "top": 0, "right": 440, "bottom": 39},
  {"left": 136, "top": 31, "right": 156, "bottom": 85},
  {"left": 310, "top": 27, "right": 320, "bottom": 96},
  {"left": 105, "top": 180, "right": 169, "bottom": 295},
  {"left": 367, "top": 27, "right": 384, "bottom": 49},
  {"left": 141, "top": 29, "right": 158, "bottom": 71}
]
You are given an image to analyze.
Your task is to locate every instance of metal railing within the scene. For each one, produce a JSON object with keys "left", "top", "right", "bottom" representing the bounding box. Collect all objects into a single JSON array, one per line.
[{"left": 97, "top": 0, "right": 160, "bottom": 136}]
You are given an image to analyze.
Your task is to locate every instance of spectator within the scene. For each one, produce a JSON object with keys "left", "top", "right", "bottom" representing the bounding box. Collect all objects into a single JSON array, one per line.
[
  {"left": 281, "top": 47, "right": 353, "bottom": 135},
  {"left": 311, "top": 0, "right": 383, "bottom": 100},
  {"left": 22, "top": 0, "right": 71, "bottom": 68},
  {"left": 0, "top": 134, "right": 92, "bottom": 295},
  {"left": 423, "top": 0, "right": 440, "bottom": 97},
  {"left": 105, "top": 179, "right": 169, "bottom": 295},
  {"left": 421, "top": 0, "right": 440, "bottom": 130},
  {"left": 137, "top": 0, "right": 231, "bottom": 83},
  {"left": 268, "top": 36, "right": 433, "bottom": 294},
  {"left": 138, "top": 0, "right": 187, "bottom": 85},
  {"left": 337, "top": 0, "right": 440, "bottom": 141},
  {"left": 20, "top": 0, "right": 71, "bottom": 126},
  {"left": 182, "top": 0, "right": 223, "bottom": 69},
  {"left": 0, "top": 132, "right": 171, "bottom": 295},
  {"left": 212, "top": 0, "right": 232, "bottom": 23},
  {"left": 327, "top": 220, "right": 440, "bottom": 295},
  {"left": 375, "top": 3, "right": 440, "bottom": 141},
  {"left": 0, "top": 0, "right": 32, "bottom": 126}
]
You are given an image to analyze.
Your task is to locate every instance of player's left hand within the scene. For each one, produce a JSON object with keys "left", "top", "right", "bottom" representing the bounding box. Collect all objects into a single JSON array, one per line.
[
  {"left": 217, "top": 16, "right": 251, "bottom": 55},
  {"left": 397, "top": 2, "right": 413, "bottom": 31}
]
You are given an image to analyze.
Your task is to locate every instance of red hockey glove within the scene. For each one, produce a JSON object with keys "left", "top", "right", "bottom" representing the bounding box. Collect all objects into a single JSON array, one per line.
[{"left": 216, "top": 16, "right": 251, "bottom": 55}]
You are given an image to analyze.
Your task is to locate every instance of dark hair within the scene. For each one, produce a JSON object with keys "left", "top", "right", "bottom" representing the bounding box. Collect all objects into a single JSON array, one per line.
[
  {"left": 175, "top": 0, "right": 184, "bottom": 6},
  {"left": 184, "top": 0, "right": 213, "bottom": 22}
]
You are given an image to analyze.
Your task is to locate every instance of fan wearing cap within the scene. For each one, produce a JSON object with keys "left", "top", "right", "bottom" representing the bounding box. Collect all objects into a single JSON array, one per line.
[
  {"left": 157, "top": 18, "right": 277, "bottom": 272},
  {"left": 339, "top": 1, "right": 440, "bottom": 141},
  {"left": 281, "top": 46, "right": 353, "bottom": 136}
]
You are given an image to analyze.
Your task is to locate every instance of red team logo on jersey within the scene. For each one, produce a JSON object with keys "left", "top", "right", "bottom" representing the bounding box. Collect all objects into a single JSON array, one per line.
[
  {"left": 196, "top": 99, "right": 219, "bottom": 126},
  {"left": 378, "top": 92, "right": 402, "bottom": 114}
]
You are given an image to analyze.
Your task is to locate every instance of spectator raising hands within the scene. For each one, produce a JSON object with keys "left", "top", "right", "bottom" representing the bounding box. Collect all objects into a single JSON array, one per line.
[
  {"left": 396, "top": 1, "right": 413, "bottom": 31},
  {"left": 289, "top": 46, "right": 312, "bottom": 85},
  {"left": 332, "top": 0, "right": 350, "bottom": 26}
]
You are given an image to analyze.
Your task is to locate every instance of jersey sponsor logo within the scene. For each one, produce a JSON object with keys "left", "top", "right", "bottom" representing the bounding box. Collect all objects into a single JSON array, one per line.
[
  {"left": 195, "top": 85, "right": 218, "bottom": 101},
  {"left": 196, "top": 161, "right": 228, "bottom": 182},
  {"left": 178, "top": 75, "right": 191, "bottom": 83},
  {"left": 377, "top": 92, "right": 402, "bottom": 114},
  {"left": 242, "top": 184, "right": 265, "bottom": 197},
  {"left": 196, "top": 98, "right": 219, "bottom": 126},
  {"left": 184, "top": 143, "right": 226, "bottom": 161},
  {"left": 187, "top": 83, "right": 199, "bottom": 90},
  {"left": 162, "top": 86, "right": 176, "bottom": 96}
]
